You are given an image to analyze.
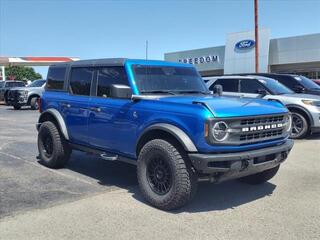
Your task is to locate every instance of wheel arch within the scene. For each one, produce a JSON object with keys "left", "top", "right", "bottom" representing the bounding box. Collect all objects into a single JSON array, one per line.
[
  {"left": 286, "top": 104, "right": 313, "bottom": 126},
  {"left": 27, "top": 94, "right": 40, "bottom": 104},
  {"left": 38, "top": 109, "right": 69, "bottom": 140},
  {"left": 136, "top": 123, "right": 198, "bottom": 157}
]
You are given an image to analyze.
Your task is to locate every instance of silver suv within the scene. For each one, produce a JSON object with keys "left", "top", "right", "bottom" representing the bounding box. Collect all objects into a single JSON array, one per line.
[
  {"left": 5, "top": 79, "right": 46, "bottom": 110},
  {"left": 206, "top": 75, "right": 320, "bottom": 139}
]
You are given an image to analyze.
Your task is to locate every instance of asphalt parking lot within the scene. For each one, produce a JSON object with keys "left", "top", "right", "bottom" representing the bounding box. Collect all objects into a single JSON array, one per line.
[{"left": 0, "top": 104, "right": 319, "bottom": 240}]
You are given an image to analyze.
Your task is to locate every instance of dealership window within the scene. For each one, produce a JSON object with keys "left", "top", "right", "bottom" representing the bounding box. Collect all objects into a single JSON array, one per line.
[
  {"left": 240, "top": 79, "right": 266, "bottom": 94},
  {"left": 211, "top": 79, "right": 239, "bottom": 92},
  {"left": 96, "top": 67, "right": 129, "bottom": 97},
  {"left": 69, "top": 67, "right": 94, "bottom": 96},
  {"left": 47, "top": 66, "right": 66, "bottom": 90}
]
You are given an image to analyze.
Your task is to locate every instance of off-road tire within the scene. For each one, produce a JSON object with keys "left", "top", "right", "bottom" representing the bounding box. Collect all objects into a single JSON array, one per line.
[
  {"left": 291, "top": 111, "right": 309, "bottom": 139},
  {"left": 13, "top": 104, "right": 21, "bottom": 110},
  {"left": 38, "top": 121, "right": 71, "bottom": 168},
  {"left": 30, "top": 97, "right": 39, "bottom": 110},
  {"left": 137, "top": 139, "right": 198, "bottom": 210},
  {"left": 238, "top": 165, "right": 280, "bottom": 185}
]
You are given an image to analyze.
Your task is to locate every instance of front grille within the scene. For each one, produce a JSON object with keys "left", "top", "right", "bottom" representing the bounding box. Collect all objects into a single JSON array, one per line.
[
  {"left": 209, "top": 114, "right": 289, "bottom": 145},
  {"left": 240, "top": 116, "right": 284, "bottom": 125},
  {"left": 240, "top": 129, "right": 283, "bottom": 141}
]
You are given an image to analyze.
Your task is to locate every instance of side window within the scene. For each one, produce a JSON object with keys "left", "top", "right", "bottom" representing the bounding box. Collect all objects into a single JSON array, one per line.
[
  {"left": 210, "top": 79, "right": 239, "bottom": 92},
  {"left": 69, "top": 67, "right": 94, "bottom": 96},
  {"left": 240, "top": 79, "right": 266, "bottom": 93},
  {"left": 47, "top": 66, "right": 66, "bottom": 90},
  {"left": 96, "top": 67, "right": 129, "bottom": 97}
]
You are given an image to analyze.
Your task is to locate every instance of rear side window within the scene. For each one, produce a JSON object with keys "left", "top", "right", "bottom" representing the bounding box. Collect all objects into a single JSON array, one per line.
[
  {"left": 47, "top": 66, "right": 66, "bottom": 90},
  {"left": 96, "top": 67, "right": 129, "bottom": 97},
  {"left": 69, "top": 67, "right": 94, "bottom": 96},
  {"left": 210, "top": 79, "right": 239, "bottom": 92}
]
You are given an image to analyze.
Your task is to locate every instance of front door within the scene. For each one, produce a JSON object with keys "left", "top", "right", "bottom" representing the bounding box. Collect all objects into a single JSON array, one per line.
[{"left": 88, "top": 66, "right": 136, "bottom": 156}]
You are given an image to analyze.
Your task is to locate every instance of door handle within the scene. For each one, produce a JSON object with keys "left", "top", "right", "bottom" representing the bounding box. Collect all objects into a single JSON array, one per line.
[
  {"left": 90, "top": 107, "right": 101, "bottom": 112},
  {"left": 61, "top": 103, "right": 71, "bottom": 108}
]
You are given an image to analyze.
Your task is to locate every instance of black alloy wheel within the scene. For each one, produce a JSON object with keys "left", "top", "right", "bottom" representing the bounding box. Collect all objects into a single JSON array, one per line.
[{"left": 146, "top": 155, "right": 173, "bottom": 195}]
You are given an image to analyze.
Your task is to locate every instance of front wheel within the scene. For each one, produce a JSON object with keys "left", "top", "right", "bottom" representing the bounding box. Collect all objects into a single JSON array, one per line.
[
  {"left": 291, "top": 111, "right": 309, "bottom": 139},
  {"left": 30, "top": 97, "right": 39, "bottom": 110},
  {"left": 137, "top": 139, "right": 197, "bottom": 210},
  {"left": 238, "top": 165, "right": 280, "bottom": 185},
  {"left": 13, "top": 104, "right": 21, "bottom": 110}
]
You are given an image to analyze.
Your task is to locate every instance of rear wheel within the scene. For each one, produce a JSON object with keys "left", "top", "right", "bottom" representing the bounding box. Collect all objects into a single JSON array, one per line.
[
  {"left": 30, "top": 97, "right": 39, "bottom": 110},
  {"left": 238, "top": 165, "right": 280, "bottom": 185},
  {"left": 38, "top": 121, "right": 71, "bottom": 168},
  {"left": 137, "top": 139, "right": 197, "bottom": 210},
  {"left": 291, "top": 111, "right": 309, "bottom": 139}
]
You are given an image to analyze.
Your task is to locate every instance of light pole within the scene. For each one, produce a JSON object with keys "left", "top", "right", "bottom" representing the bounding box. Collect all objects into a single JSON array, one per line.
[{"left": 254, "top": 0, "right": 259, "bottom": 73}]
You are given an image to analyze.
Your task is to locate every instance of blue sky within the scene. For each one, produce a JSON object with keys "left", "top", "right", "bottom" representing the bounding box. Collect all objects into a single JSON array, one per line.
[{"left": 0, "top": 0, "right": 319, "bottom": 77}]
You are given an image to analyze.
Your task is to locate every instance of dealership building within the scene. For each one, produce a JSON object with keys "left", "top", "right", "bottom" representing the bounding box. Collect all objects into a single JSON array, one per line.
[{"left": 164, "top": 30, "right": 320, "bottom": 79}]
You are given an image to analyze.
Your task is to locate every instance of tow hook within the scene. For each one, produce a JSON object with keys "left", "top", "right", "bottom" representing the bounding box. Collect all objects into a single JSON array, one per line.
[{"left": 240, "top": 159, "right": 249, "bottom": 171}]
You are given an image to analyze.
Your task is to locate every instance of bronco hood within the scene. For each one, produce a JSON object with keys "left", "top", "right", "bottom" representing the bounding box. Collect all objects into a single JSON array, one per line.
[{"left": 157, "top": 95, "right": 287, "bottom": 118}]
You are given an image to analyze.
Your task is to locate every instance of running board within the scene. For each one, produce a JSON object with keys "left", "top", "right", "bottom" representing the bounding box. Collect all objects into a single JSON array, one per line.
[{"left": 100, "top": 153, "right": 118, "bottom": 161}]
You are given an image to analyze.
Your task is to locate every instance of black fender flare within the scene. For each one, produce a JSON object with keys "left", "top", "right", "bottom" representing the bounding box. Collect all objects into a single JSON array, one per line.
[
  {"left": 37, "top": 109, "right": 69, "bottom": 140},
  {"left": 137, "top": 123, "right": 198, "bottom": 153},
  {"left": 286, "top": 104, "right": 314, "bottom": 126}
]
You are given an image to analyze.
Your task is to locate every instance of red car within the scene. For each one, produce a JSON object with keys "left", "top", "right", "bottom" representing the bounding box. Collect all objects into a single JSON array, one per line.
[{"left": 313, "top": 79, "right": 320, "bottom": 86}]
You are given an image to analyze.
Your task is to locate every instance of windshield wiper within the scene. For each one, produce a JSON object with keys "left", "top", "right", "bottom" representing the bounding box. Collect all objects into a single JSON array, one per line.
[
  {"left": 175, "top": 90, "right": 209, "bottom": 95},
  {"left": 140, "top": 90, "right": 176, "bottom": 95}
]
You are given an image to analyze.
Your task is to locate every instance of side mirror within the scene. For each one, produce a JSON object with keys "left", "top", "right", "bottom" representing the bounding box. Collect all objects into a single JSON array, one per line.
[
  {"left": 257, "top": 88, "right": 267, "bottom": 97},
  {"left": 109, "top": 84, "right": 132, "bottom": 99},
  {"left": 212, "top": 84, "right": 223, "bottom": 96},
  {"left": 294, "top": 85, "right": 305, "bottom": 93}
]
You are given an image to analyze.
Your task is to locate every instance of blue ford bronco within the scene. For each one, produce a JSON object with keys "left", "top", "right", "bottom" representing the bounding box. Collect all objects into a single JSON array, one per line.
[{"left": 37, "top": 58, "right": 294, "bottom": 210}]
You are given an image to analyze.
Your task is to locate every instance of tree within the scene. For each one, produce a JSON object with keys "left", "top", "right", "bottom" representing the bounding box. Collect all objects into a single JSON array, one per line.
[{"left": 5, "top": 66, "right": 42, "bottom": 81}]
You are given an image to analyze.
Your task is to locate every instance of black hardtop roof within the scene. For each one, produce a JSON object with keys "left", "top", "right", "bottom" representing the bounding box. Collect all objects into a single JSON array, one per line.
[{"left": 50, "top": 58, "right": 128, "bottom": 68}]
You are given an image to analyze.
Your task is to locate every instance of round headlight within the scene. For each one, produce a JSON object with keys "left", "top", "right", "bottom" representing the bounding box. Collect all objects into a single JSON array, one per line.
[
  {"left": 284, "top": 115, "right": 292, "bottom": 133},
  {"left": 212, "top": 121, "right": 229, "bottom": 142}
]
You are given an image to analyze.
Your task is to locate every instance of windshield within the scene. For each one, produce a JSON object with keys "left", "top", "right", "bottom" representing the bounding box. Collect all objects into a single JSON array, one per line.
[
  {"left": 132, "top": 65, "right": 209, "bottom": 94},
  {"left": 28, "top": 80, "right": 46, "bottom": 87},
  {"left": 294, "top": 76, "right": 320, "bottom": 90},
  {"left": 258, "top": 78, "right": 294, "bottom": 95}
]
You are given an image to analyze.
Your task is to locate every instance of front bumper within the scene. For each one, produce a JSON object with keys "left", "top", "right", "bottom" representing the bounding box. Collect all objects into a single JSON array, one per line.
[
  {"left": 188, "top": 139, "right": 294, "bottom": 182},
  {"left": 5, "top": 92, "right": 28, "bottom": 106}
]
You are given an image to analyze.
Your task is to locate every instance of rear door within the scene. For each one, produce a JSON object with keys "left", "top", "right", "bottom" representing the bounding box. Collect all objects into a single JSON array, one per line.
[
  {"left": 88, "top": 66, "right": 136, "bottom": 156},
  {"left": 62, "top": 67, "right": 94, "bottom": 145}
]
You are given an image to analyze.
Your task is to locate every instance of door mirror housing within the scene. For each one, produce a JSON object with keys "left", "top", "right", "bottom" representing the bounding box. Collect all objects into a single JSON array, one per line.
[
  {"left": 212, "top": 84, "right": 223, "bottom": 96},
  {"left": 109, "top": 84, "right": 132, "bottom": 99},
  {"left": 294, "top": 85, "right": 305, "bottom": 93}
]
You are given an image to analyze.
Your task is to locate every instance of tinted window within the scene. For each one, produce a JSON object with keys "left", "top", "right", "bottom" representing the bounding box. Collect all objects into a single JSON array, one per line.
[
  {"left": 295, "top": 76, "right": 320, "bottom": 89},
  {"left": 47, "top": 66, "right": 66, "bottom": 90},
  {"left": 5, "top": 82, "right": 25, "bottom": 88},
  {"left": 70, "top": 67, "right": 94, "bottom": 96},
  {"left": 210, "top": 79, "right": 239, "bottom": 92},
  {"left": 240, "top": 79, "right": 266, "bottom": 93},
  {"left": 97, "top": 67, "right": 129, "bottom": 97},
  {"left": 0, "top": 82, "right": 4, "bottom": 88}
]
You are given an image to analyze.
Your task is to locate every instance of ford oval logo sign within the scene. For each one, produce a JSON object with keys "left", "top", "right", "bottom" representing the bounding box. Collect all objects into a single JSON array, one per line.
[{"left": 235, "top": 39, "right": 255, "bottom": 50}]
